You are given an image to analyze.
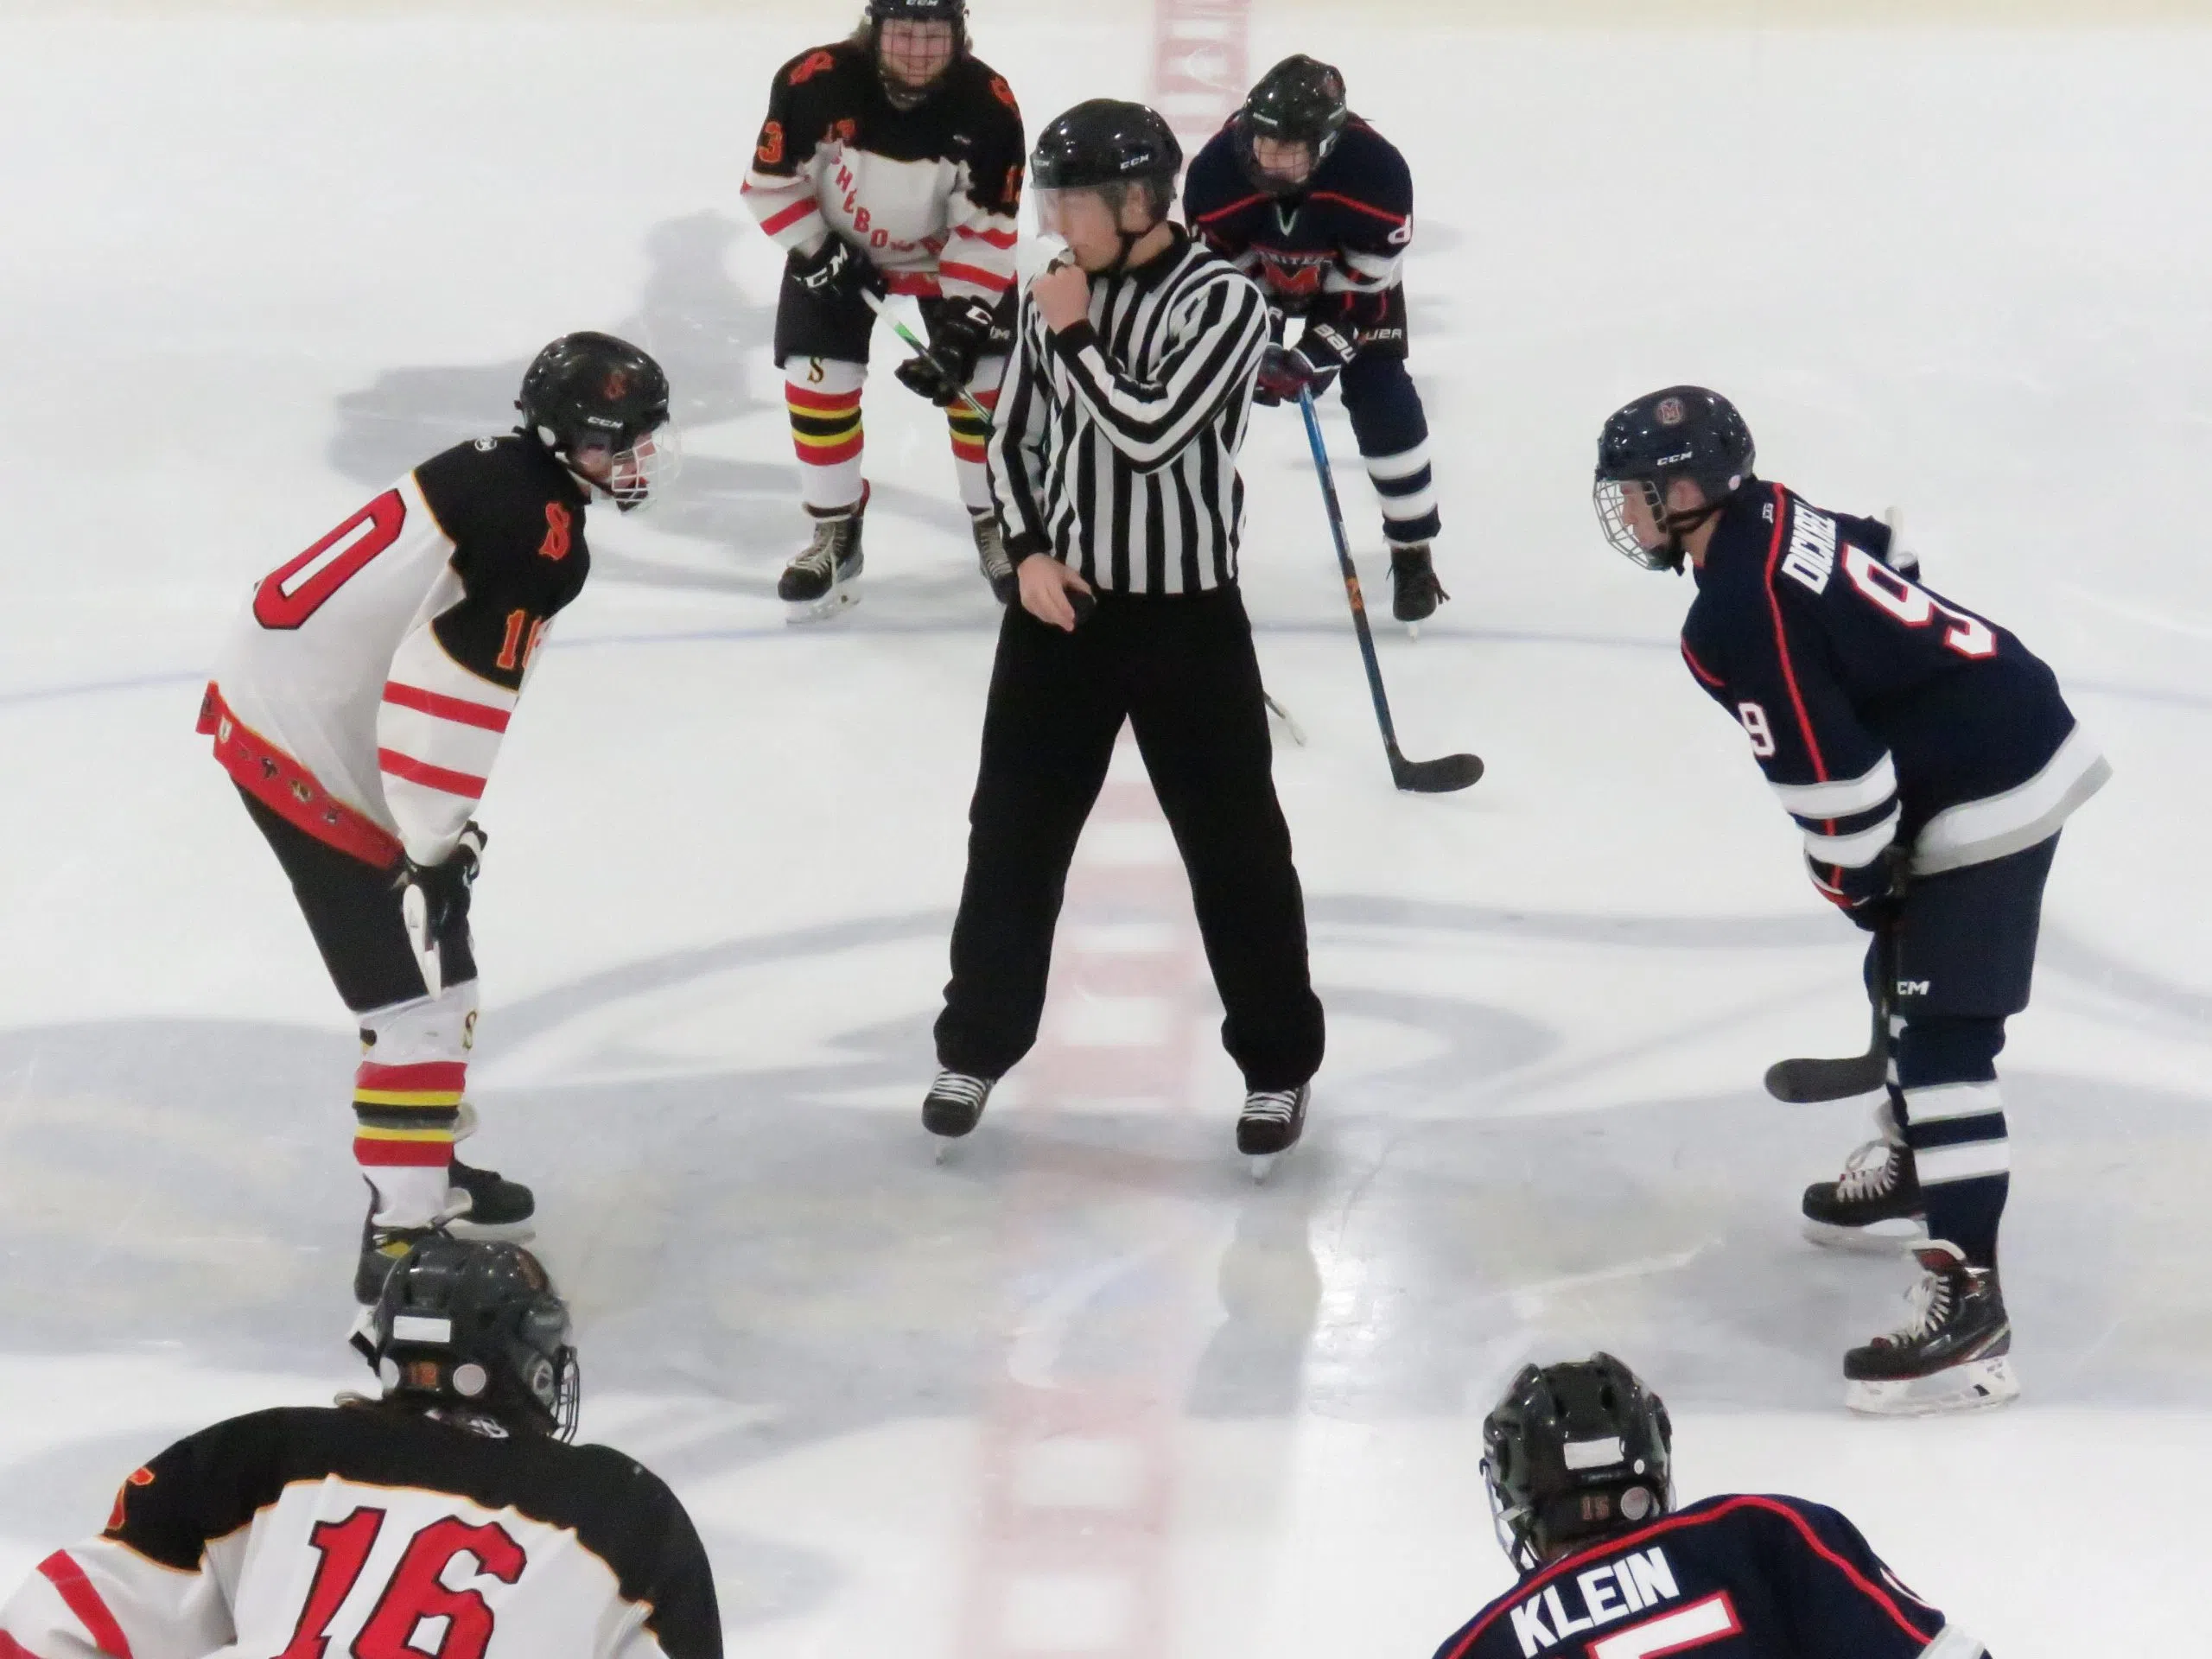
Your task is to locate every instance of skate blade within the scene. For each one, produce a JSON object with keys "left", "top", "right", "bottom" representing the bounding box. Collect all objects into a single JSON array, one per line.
[
  {"left": 1248, "top": 1154, "right": 1279, "bottom": 1184},
  {"left": 785, "top": 586, "right": 862, "bottom": 626},
  {"left": 932, "top": 1138, "right": 955, "bottom": 1166},
  {"left": 1846, "top": 1355, "right": 2019, "bottom": 1417},
  {"left": 1803, "top": 1215, "right": 1928, "bottom": 1255},
  {"left": 445, "top": 1215, "right": 537, "bottom": 1244},
  {"left": 1405, "top": 621, "right": 1420, "bottom": 643}
]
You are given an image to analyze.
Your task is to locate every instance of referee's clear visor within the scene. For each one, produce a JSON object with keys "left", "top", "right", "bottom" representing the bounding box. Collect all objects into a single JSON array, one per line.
[
  {"left": 1593, "top": 475, "right": 1674, "bottom": 569},
  {"left": 1034, "top": 184, "right": 1128, "bottom": 241}
]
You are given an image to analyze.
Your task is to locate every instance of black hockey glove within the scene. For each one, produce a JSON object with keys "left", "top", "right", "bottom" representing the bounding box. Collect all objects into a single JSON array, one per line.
[
  {"left": 399, "top": 823, "right": 486, "bottom": 951},
  {"left": 789, "top": 236, "right": 884, "bottom": 304},
  {"left": 1808, "top": 844, "right": 1905, "bottom": 932},
  {"left": 898, "top": 298, "right": 995, "bottom": 407}
]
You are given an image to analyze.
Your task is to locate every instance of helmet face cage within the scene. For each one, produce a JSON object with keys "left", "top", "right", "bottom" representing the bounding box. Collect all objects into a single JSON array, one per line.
[
  {"left": 1234, "top": 56, "right": 1351, "bottom": 196},
  {"left": 1593, "top": 476, "right": 1676, "bottom": 571},
  {"left": 518, "top": 332, "right": 675, "bottom": 512}
]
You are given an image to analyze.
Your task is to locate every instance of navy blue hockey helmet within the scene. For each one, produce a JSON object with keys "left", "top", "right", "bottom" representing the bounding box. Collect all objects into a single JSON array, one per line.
[
  {"left": 1482, "top": 1353, "right": 1674, "bottom": 1573},
  {"left": 371, "top": 1235, "right": 581, "bottom": 1441},
  {"left": 1593, "top": 386, "right": 1756, "bottom": 571},
  {"left": 1233, "top": 54, "right": 1351, "bottom": 196}
]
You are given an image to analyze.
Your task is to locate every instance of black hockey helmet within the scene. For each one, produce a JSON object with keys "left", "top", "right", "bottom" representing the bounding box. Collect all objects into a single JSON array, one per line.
[
  {"left": 369, "top": 1235, "right": 581, "bottom": 1441},
  {"left": 517, "top": 331, "right": 676, "bottom": 511},
  {"left": 1593, "top": 386, "right": 1756, "bottom": 571},
  {"left": 1033, "top": 100, "right": 1184, "bottom": 232},
  {"left": 1482, "top": 1353, "right": 1673, "bottom": 1574},
  {"left": 866, "top": 0, "right": 968, "bottom": 103},
  {"left": 1233, "top": 54, "right": 1351, "bottom": 196}
]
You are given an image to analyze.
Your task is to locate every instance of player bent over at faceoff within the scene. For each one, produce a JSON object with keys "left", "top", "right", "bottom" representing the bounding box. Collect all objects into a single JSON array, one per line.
[
  {"left": 197, "top": 334, "right": 674, "bottom": 1318},
  {"left": 1185, "top": 55, "right": 1448, "bottom": 627},
  {"left": 1435, "top": 1354, "right": 1988, "bottom": 1659},
  {"left": 741, "top": 0, "right": 1027, "bottom": 618},
  {"left": 0, "top": 1236, "right": 721, "bottom": 1659},
  {"left": 1594, "top": 388, "right": 2108, "bottom": 1414},
  {"left": 925, "top": 102, "right": 1325, "bottom": 1166}
]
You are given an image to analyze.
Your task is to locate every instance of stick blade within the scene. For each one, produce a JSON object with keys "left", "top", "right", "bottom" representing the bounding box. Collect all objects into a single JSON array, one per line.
[
  {"left": 1390, "top": 751, "right": 1484, "bottom": 793},
  {"left": 1764, "top": 1052, "right": 1888, "bottom": 1104}
]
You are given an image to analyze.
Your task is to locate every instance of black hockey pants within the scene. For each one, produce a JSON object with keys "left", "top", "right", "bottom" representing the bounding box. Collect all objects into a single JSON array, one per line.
[{"left": 934, "top": 586, "right": 1326, "bottom": 1092}]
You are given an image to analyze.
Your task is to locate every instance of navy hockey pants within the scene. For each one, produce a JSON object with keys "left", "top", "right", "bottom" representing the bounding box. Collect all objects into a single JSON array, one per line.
[{"left": 1877, "top": 832, "right": 2059, "bottom": 1268}]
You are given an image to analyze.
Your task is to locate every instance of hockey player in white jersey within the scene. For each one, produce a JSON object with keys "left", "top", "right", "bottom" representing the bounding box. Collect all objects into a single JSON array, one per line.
[
  {"left": 195, "top": 332, "right": 673, "bottom": 1311},
  {"left": 741, "top": 0, "right": 1026, "bottom": 617},
  {"left": 0, "top": 1236, "right": 721, "bottom": 1659}
]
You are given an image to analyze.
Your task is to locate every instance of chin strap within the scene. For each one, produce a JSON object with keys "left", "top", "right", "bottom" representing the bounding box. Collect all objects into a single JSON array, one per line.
[{"left": 1655, "top": 491, "right": 1732, "bottom": 572}]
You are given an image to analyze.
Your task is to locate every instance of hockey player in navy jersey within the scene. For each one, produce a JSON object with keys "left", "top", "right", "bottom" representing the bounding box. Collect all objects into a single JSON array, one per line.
[
  {"left": 1185, "top": 55, "right": 1447, "bottom": 626},
  {"left": 1594, "top": 387, "right": 2110, "bottom": 1414},
  {"left": 1436, "top": 1354, "right": 1987, "bottom": 1659}
]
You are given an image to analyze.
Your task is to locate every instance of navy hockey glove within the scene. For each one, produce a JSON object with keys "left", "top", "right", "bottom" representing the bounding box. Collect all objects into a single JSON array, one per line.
[
  {"left": 789, "top": 236, "right": 884, "bottom": 304},
  {"left": 1253, "top": 318, "right": 1357, "bottom": 407},
  {"left": 897, "top": 298, "right": 994, "bottom": 407},
  {"left": 399, "top": 823, "right": 486, "bottom": 950},
  {"left": 1809, "top": 845, "right": 1905, "bottom": 932}
]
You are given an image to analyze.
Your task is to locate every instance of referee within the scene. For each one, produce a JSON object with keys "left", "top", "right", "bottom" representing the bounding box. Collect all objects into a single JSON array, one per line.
[{"left": 923, "top": 99, "right": 1326, "bottom": 1161}]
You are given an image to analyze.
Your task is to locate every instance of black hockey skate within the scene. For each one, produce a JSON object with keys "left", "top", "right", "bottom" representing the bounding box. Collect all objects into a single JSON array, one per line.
[
  {"left": 1387, "top": 543, "right": 1448, "bottom": 631},
  {"left": 780, "top": 488, "right": 868, "bottom": 622},
  {"left": 446, "top": 1156, "right": 535, "bottom": 1236},
  {"left": 1802, "top": 1137, "right": 1927, "bottom": 1253},
  {"left": 1844, "top": 1241, "right": 2018, "bottom": 1417},
  {"left": 924, "top": 1070, "right": 995, "bottom": 1156},
  {"left": 1238, "top": 1083, "right": 1309, "bottom": 1180},
  {"left": 971, "top": 508, "right": 1018, "bottom": 605}
]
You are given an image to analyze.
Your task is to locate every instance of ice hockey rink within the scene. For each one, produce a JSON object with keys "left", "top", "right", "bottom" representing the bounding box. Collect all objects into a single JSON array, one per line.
[{"left": 2, "top": 0, "right": 2209, "bottom": 1650}]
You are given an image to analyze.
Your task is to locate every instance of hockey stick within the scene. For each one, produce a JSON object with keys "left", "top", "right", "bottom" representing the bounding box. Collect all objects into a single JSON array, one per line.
[
  {"left": 1764, "top": 924, "right": 1895, "bottom": 1103},
  {"left": 1298, "top": 391, "right": 1481, "bottom": 793},
  {"left": 862, "top": 290, "right": 997, "bottom": 428}
]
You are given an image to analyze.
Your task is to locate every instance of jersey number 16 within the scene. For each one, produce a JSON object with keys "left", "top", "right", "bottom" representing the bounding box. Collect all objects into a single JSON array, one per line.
[{"left": 277, "top": 1506, "right": 524, "bottom": 1659}]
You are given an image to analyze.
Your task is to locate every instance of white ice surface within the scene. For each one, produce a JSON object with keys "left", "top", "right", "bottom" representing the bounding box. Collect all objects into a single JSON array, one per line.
[{"left": 1, "top": 8, "right": 2209, "bottom": 1657}]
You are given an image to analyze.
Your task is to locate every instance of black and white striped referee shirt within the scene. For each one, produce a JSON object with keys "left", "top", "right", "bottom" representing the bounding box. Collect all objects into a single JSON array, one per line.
[{"left": 989, "top": 229, "right": 1269, "bottom": 594}]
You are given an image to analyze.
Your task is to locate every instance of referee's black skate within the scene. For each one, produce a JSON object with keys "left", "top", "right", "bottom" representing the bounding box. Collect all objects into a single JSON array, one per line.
[
  {"left": 970, "top": 508, "right": 1018, "bottom": 605},
  {"left": 1238, "top": 1083, "right": 1308, "bottom": 1180},
  {"left": 1844, "top": 1241, "right": 2018, "bottom": 1416},
  {"left": 446, "top": 1157, "right": 535, "bottom": 1236},
  {"left": 781, "top": 488, "right": 868, "bottom": 621},
  {"left": 1387, "top": 543, "right": 1447, "bottom": 634},
  {"left": 1802, "top": 1136, "right": 1926, "bottom": 1253},
  {"left": 924, "top": 1070, "right": 995, "bottom": 1160}
]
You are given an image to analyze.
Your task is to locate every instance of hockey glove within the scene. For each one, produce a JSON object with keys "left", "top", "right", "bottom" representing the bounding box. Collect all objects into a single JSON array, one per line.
[
  {"left": 789, "top": 236, "right": 884, "bottom": 304},
  {"left": 1808, "top": 844, "right": 1905, "bottom": 932},
  {"left": 399, "top": 822, "right": 486, "bottom": 952},
  {"left": 897, "top": 298, "right": 995, "bottom": 407}
]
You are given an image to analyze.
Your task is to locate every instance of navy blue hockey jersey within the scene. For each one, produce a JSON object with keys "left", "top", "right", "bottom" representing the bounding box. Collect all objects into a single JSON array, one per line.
[
  {"left": 1433, "top": 1494, "right": 1984, "bottom": 1659},
  {"left": 1184, "top": 117, "right": 1413, "bottom": 324},
  {"left": 1680, "top": 482, "right": 2107, "bottom": 891}
]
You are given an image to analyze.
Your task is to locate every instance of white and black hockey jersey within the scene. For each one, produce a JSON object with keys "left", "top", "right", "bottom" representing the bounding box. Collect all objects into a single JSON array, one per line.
[
  {"left": 741, "top": 41, "right": 1025, "bottom": 309},
  {"left": 199, "top": 436, "right": 590, "bottom": 870},
  {"left": 0, "top": 1403, "right": 720, "bottom": 1659}
]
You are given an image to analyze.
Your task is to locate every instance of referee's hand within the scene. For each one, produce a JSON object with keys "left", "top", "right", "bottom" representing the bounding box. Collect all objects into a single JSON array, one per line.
[{"left": 1019, "top": 556, "right": 1095, "bottom": 632}]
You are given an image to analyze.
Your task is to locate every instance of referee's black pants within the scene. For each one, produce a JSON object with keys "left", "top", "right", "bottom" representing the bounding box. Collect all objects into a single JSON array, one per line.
[{"left": 935, "top": 584, "right": 1326, "bottom": 1092}]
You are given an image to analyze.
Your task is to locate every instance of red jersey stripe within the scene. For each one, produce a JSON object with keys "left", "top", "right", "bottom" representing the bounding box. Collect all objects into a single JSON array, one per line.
[
  {"left": 1308, "top": 190, "right": 1409, "bottom": 227},
  {"left": 38, "top": 1553, "right": 135, "bottom": 1659},
  {"left": 1435, "top": 1496, "right": 1936, "bottom": 1659},
  {"left": 381, "top": 682, "right": 511, "bottom": 733},
  {"left": 953, "top": 224, "right": 1020, "bottom": 249},
  {"left": 1194, "top": 191, "right": 1269, "bottom": 225},
  {"left": 1760, "top": 483, "right": 1828, "bottom": 781},
  {"left": 377, "top": 748, "right": 487, "bottom": 801},
  {"left": 0, "top": 1629, "right": 46, "bottom": 1659},
  {"left": 939, "top": 260, "right": 1014, "bottom": 291},
  {"left": 758, "top": 197, "right": 820, "bottom": 237},
  {"left": 1680, "top": 640, "right": 1726, "bottom": 689}
]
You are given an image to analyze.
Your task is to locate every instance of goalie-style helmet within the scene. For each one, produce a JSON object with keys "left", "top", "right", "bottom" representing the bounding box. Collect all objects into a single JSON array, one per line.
[
  {"left": 1482, "top": 1353, "right": 1674, "bottom": 1573},
  {"left": 1592, "top": 385, "right": 1756, "bottom": 570},
  {"left": 1234, "top": 54, "right": 1351, "bottom": 196},
  {"left": 369, "top": 1235, "right": 581, "bottom": 1441},
  {"left": 518, "top": 332, "right": 675, "bottom": 512}
]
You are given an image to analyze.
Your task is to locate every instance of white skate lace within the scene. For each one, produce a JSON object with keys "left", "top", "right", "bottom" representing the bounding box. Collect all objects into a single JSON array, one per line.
[
  {"left": 971, "top": 513, "right": 1013, "bottom": 580},
  {"left": 1835, "top": 1139, "right": 1902, "bottom": 1202},
  {"left": 1882, "top": 1264, "right": 1956, "bottom": 1344},
  {"left": 1243, "top": 1088, "right": 1300, "bottom": 1123},
  {"left": 791, "top": 520, "right": 848, "bottom": 579},
  {"left": 931, "top": 1071, "right": 991, "bottom": 1106}
]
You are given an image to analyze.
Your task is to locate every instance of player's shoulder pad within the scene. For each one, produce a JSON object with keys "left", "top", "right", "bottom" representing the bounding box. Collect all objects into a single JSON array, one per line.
[
  {"left": 955, "top": 55, "right": 1026, "bottom": 130},
  {"left": 104, "top": 1406, "right": 321, "bottom": 1567},
  {"left": 1323, "top": 118, "right": 1414, "bottom": 215},
  {"left": 1181, "top": 127, "right": 1252, "bottom": 217},
  {"left": 777, "top": 38, "right": 868, "bottom": 90},
  {"left": 415, "top": 435, "right": 586, "bottom": 557}
]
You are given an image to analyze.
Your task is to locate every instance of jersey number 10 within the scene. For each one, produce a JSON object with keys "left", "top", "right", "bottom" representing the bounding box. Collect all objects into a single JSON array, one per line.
[
  {"left": 254, "top": 493, "right": 408, "bottom": 632},
  {"left": 277, "top": 1506, "right": 524, "bottom": 1659}
]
